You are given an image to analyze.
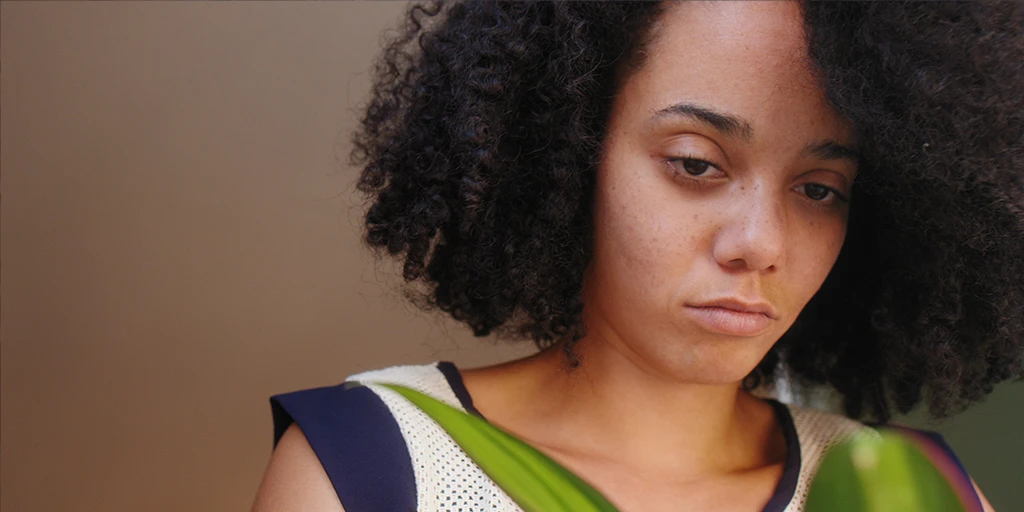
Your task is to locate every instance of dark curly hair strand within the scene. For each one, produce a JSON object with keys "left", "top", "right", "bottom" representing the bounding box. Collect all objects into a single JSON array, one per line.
[{"left": 352, "top": 1, "right": 1024, "bottom": 422}]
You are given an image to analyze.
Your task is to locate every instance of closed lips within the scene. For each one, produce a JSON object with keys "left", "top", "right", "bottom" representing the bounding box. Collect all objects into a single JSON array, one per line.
[{"left": 685, "top": 299, "right": 776, "bottom": 336}]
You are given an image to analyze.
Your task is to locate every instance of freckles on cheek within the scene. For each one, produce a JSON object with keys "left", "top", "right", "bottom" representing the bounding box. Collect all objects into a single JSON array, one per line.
[
  {"left": 796, "top": 221, "right": 847, "bottom": 286},
  {"left": 600, "top": 204, "right": 661, "bottom": 276},
  {"left": 597, "top": 155, "right": 704, "bottom": 274},
  {"left": 615, "top": 211, "right": 663, "bottom": 269},
  {"left": 820, "top": 220, "right": 848, "bottom": 260},
  {"left": 610, "top": 204, "right": 703, "bottom": 278}
]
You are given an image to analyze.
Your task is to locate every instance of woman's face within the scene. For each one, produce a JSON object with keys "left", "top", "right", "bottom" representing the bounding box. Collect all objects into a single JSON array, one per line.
[{"left": 584, "top": 1, "right": 858, "bottom": 384}]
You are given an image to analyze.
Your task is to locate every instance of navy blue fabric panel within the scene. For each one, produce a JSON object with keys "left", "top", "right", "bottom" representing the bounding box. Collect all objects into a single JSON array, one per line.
[
  {"left": 437, "top": 361, "right": 485, "bottom": 419},
  {"left": 270, "top": 384, "right": 417, "bottom": 512},
  {"left": 762, "top": 400, "right": 801, "bottom": 512}
]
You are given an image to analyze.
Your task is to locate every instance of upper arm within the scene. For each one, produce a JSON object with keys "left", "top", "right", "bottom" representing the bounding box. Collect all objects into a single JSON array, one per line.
[{"left": 252, "top": 424, "right": 346, "bottom": 512}]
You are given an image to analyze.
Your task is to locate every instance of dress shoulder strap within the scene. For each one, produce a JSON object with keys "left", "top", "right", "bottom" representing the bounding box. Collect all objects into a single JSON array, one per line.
[
  {"left": 347, "top": 362, "right": 468, "bottom": 411},
  {"left": 269, "top": 367, "right": 434, "bottom": 512},
  {"left": 351, "top": 362, "right": 523, "bottom": 512}
]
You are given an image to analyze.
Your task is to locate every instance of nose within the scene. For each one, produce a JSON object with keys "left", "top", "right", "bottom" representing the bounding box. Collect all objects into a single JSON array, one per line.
[{"left": 712, "top": 185, "right": 786, "bottom": 273}]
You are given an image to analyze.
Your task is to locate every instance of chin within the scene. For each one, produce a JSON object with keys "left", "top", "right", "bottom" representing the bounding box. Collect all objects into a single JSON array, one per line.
[{"left": 650, "top": 342, "right": 772, "bottom": 386}]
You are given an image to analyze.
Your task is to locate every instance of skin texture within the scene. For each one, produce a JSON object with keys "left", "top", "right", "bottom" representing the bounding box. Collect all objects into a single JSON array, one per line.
[
  {"left": 580, "top": 0, "right": 856, "bottom": 388},
  {"left": 254, "top": 2, "right": 1000, "bottom": 511},
  {"left": 462, "top": 3, "right": 850, "bottom": 510},
  {"left": 252, "top": 425, "right": 344, "bottom": 512}
]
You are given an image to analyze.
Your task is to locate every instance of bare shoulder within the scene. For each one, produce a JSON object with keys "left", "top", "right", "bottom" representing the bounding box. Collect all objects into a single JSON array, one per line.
[
  {"left": 251, "top": 424, "right": 345, "bottom": 512},
  {"left": 972, "top": 478, "right": 997, "bottom": 512}
]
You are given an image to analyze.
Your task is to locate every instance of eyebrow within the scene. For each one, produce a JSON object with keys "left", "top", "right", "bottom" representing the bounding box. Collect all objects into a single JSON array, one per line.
[
  {"left": 651, "top": 101, "right": 860, "bottom": 164},
  {"left": 650, "top": 102, "right": 754, "bottom": 141},
  {"left": 803, "top": 140, "right": 860, "bottom": 163}
]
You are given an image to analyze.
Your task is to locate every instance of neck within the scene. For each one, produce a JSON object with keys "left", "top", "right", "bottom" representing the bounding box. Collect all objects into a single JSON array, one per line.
[{"left": 469, "top": 337, "right": 782, "bottom": 477}]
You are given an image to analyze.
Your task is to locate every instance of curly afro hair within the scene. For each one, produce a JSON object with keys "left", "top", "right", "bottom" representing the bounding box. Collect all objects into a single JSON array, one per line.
[{"left": 351, "top": 1, "right": 1024, "bottom": 422}]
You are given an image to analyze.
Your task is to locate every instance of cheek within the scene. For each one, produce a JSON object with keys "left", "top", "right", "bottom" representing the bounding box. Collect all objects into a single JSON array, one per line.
[
  {"left": 790, "top": 217, "right": 847, "bottom": 299},
  {"left": 592, "top": 162, "right": 709, "bottom": 299},
  {"left": 593, "top": 181, "right": 662, "bottom": 285}
]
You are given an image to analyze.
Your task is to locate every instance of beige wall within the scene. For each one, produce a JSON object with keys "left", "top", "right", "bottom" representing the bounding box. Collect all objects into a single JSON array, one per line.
[
  {"left": 1, "top": 3, "right": 1020, "bottom": 512},
  {"left": 0, "top": 3, "right": 531, "bottom": 511}
]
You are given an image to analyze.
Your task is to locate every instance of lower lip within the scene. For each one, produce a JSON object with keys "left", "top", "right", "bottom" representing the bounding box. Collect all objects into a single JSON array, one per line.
[{"left": 684, "top": 306, "right": 773, "bottom": 337}]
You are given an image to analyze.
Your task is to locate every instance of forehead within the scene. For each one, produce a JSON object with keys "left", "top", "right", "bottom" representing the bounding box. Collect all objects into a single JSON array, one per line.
[
  {"left": 650, "top": 2, "right": 810, "bottom": 67},
  {"left": 622, "top": 1, "right": 850, "bottom": 141}
]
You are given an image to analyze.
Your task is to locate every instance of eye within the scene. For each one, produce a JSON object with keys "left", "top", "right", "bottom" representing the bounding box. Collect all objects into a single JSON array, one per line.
[
  {"left": 798, "top": 183, "right": 848, "bottom": 204},
  {"left": 667, "top": 157, "right": 721, "bottom": 177},
  {"left": 804, "top": 183, "right": 832, "bottom": 201}
]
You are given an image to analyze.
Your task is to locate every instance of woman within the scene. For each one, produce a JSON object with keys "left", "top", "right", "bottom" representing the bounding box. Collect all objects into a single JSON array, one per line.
[{"left": 254, "top": 2, "right": 1021, "bottom": 511}]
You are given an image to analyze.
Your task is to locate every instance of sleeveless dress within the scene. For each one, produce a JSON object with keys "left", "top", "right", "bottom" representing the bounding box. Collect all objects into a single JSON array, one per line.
[{"left": 269, "top": 362, "right": 981, "bottom": 512}]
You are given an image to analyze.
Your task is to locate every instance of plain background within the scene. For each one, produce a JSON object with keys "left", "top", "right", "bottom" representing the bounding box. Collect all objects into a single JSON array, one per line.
[{"left": 1, "top": 2, "right": 1020, "bottom": 511}]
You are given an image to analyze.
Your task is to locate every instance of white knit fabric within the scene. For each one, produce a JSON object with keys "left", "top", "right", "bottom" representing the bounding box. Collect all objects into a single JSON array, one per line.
[
  {"left": 783, "top": 404, "right": 880, "bottom": 511},
  {"left": 348, "top": 363, "right": 878, "bottom": 512},
  {"left": 349, "top": 364, "right": 520, "bottom": 511}
]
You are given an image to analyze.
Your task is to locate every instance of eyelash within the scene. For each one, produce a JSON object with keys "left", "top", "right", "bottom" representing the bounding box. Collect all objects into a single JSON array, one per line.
[
  {"left": 665, "top": 156, "right": 725, "bottom": 187},
  {"left": 664, "top": 156, "right": 850, "bottom": 207},
  {"left": 801, "top": 183, "right": 849, "bottom": 205}
]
